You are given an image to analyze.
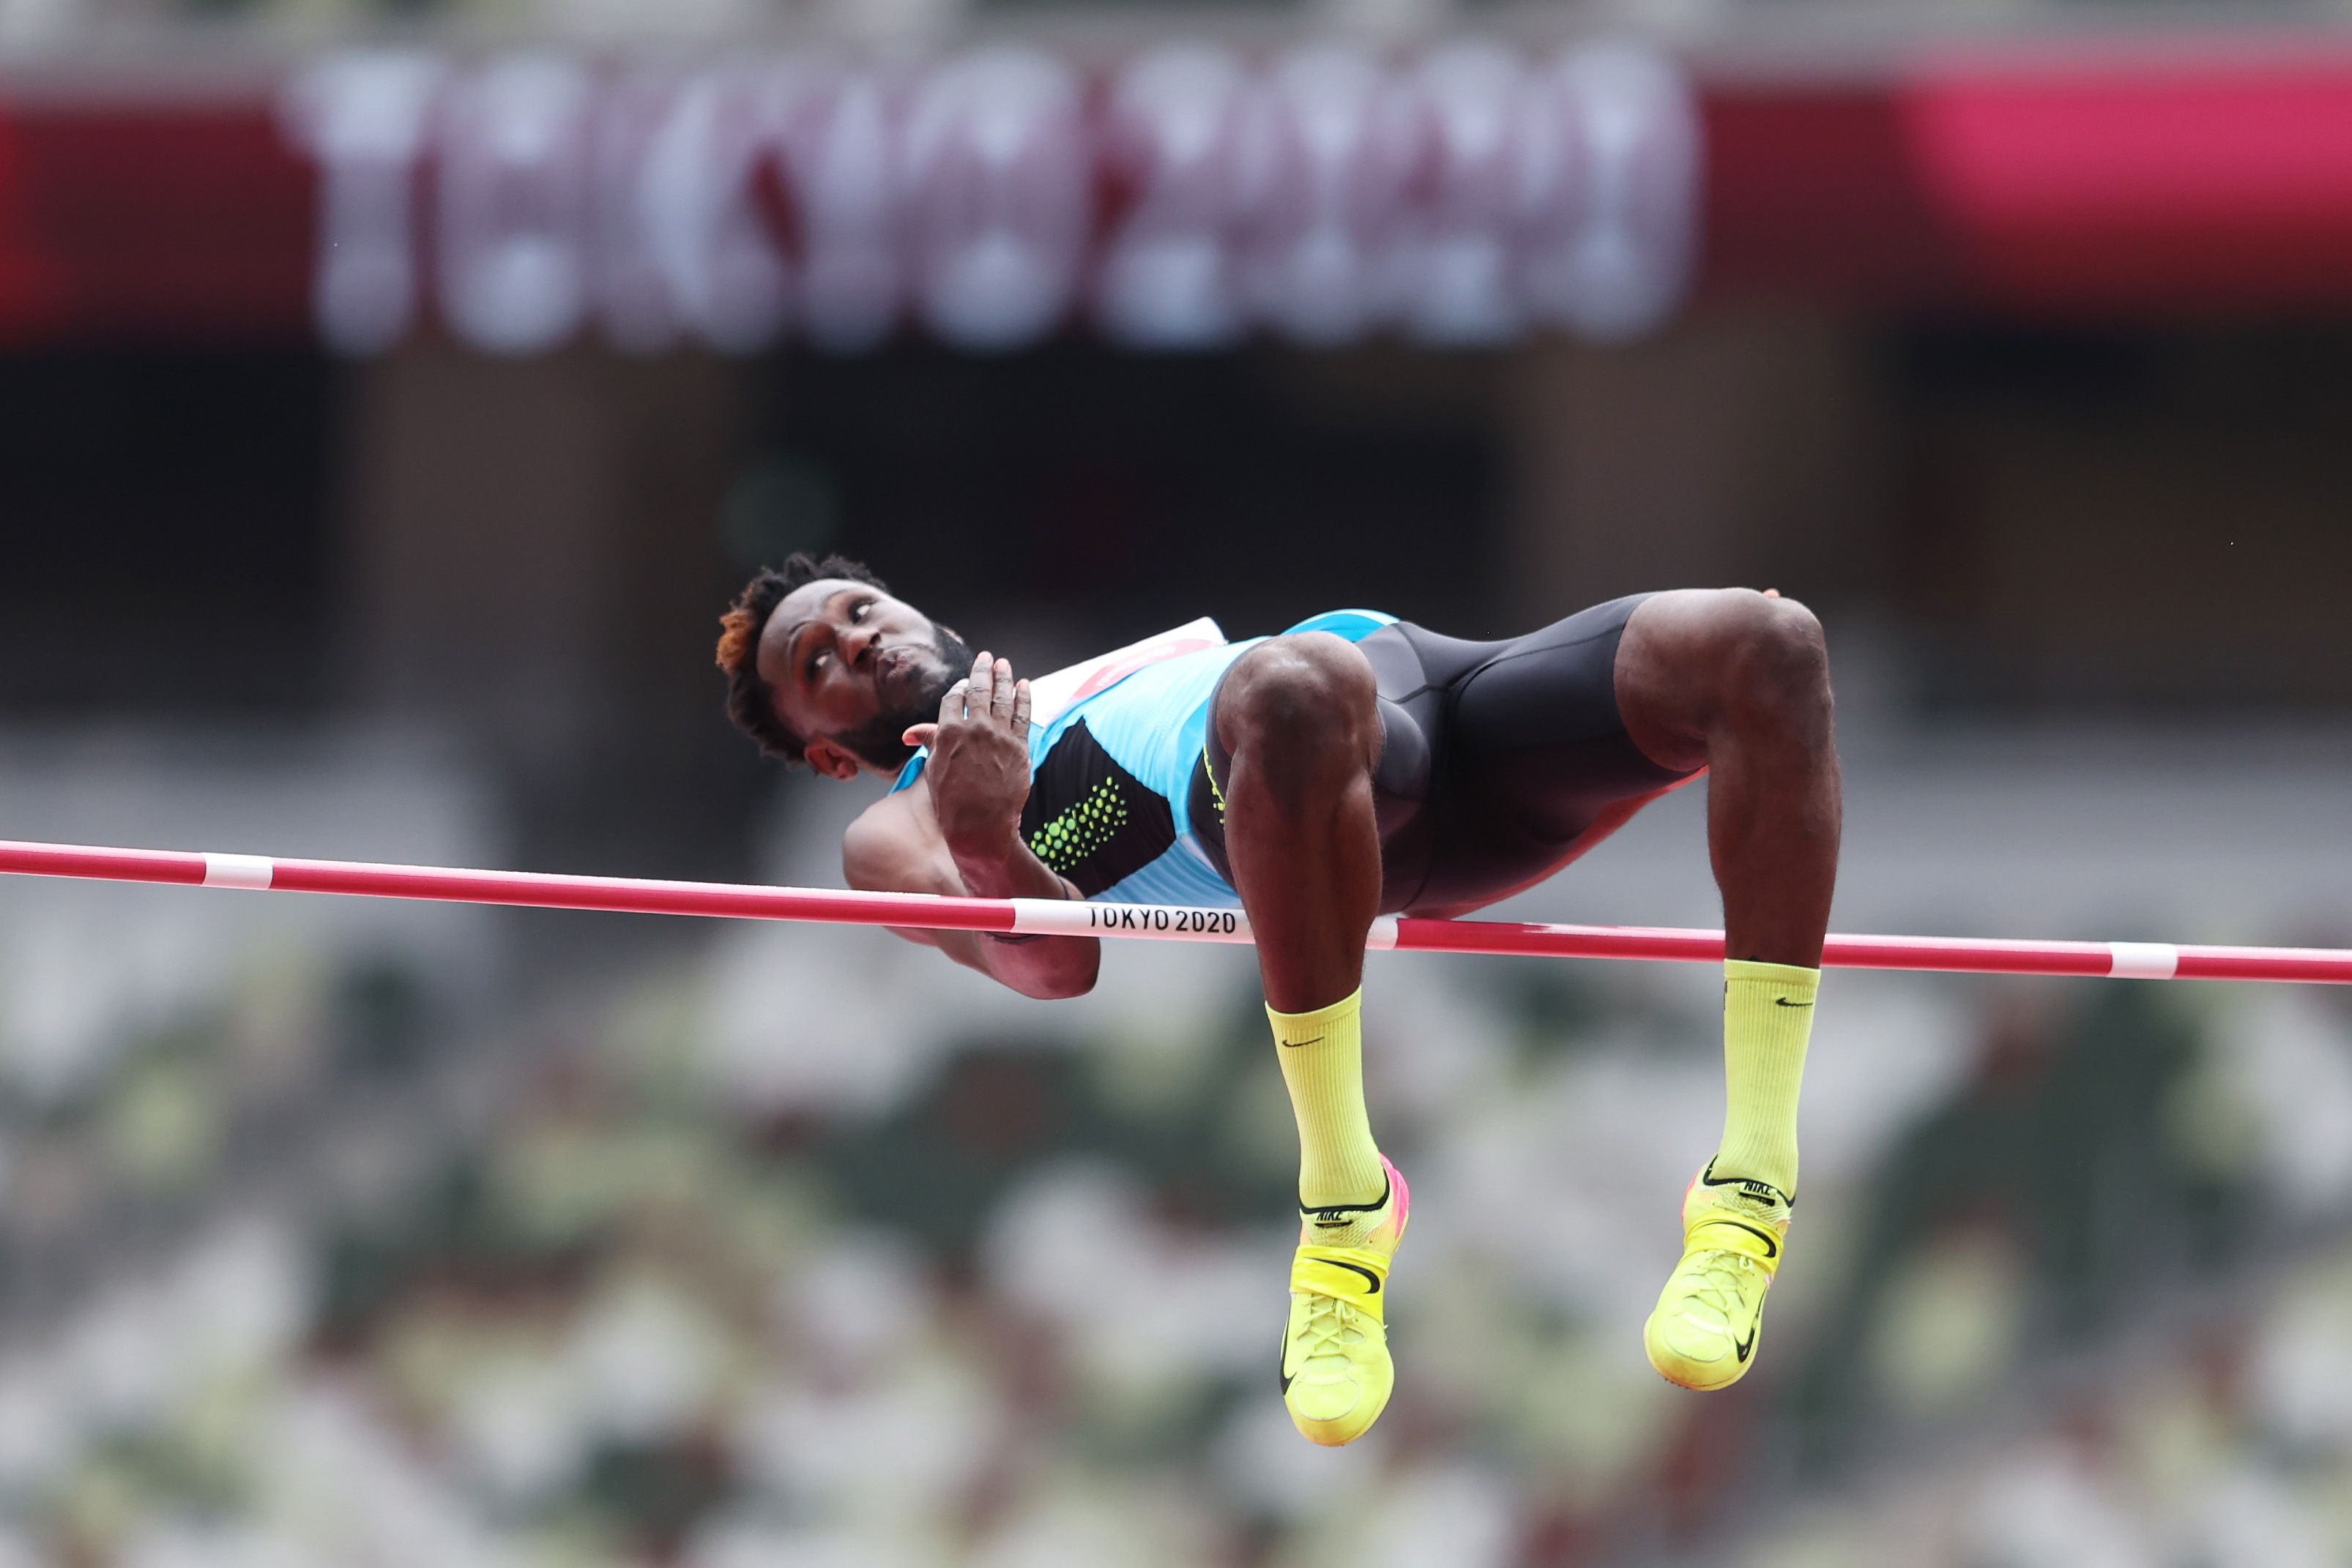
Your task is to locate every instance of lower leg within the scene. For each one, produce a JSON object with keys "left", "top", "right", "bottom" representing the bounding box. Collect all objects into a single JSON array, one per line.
[
  {"left": 1219, "top": 646, "right": 1384, "bottom": 1014},
  {"left": 1620, "top": 591, "right": 1841, "bottom": 1197},
  {"left": 1708, "top": 608, "right": 1838, "bottom": 1198},
  {"left": 1217, "top": 637, "right": 1388, "bottom": 1213},
  {"left": 1705, "top": 665, "right": 1839, "bottom": 975}
]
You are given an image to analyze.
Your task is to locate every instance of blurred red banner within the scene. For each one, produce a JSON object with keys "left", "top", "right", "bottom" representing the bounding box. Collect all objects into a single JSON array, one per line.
[
  {"left": 1707, "top": 50, "right": 2352, "bottom": 314},
  {"left": 0, "top": 96, "right": 315, "bottom": 341},
  {"left": 2, "top": 42, "right": 2350, "bottom": 351}
]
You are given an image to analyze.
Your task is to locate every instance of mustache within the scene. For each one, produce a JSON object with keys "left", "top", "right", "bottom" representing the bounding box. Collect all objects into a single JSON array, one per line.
[{"left": 833, "top": 624, "right": 974, "bottom": 771}]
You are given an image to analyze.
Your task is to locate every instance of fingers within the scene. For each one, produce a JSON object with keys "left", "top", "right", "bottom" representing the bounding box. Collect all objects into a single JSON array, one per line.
[
  {"left": 966, "top": 651, "right": 993, "bottom": 722},
  {"left": 936, "top": 652, "right": 1024, "bottom": 738},
  {"left": 901, "top": 723, "right": 938, "bottom": 750},
  {"left": 989, "top": 657, "right": 1015, "bottom": 723}
]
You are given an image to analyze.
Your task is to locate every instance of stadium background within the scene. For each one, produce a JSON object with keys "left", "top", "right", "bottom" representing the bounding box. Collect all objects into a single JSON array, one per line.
[{"left": 4, "top": 3, "right": 2352, "bottom": 1564}]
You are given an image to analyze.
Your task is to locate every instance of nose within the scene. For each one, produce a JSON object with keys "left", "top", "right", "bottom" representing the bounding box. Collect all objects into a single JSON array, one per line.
[{"left": 848, "top": 624, "right": 884, "bottom": 666}]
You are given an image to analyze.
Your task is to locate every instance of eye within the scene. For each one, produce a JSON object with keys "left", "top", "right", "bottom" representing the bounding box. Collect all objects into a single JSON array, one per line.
[
  {"left": 808, "top": 649, "right": 831, "bottom": 676},
  {"left": 852, "top": 599, "right": 873, "bottom": 622}
]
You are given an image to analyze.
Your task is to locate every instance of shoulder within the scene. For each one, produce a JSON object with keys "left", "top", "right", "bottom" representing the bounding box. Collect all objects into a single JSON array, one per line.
[{"left": 843, "top": 780, "right": 939, "bottom": 891}]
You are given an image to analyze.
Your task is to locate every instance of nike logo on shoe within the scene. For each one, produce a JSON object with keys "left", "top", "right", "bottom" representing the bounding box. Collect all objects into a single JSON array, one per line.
[
  {"left": 1733, "top": 1326, "right": 1757, "bottom": 1364},
  {"left": 1316, "top": 1259, "right": 1382, "bottom": 1294},
  {"left": 1697, "top": 1165, "right": 1791, "bottom": 1209},
  {"left": 1300, "top": 1176, "right": 1391, "bottom": 1225},
  {"left": 1774, "top": 998, "right": 1814, "bottom": 1009},
  {"left": 1712, "top": 1220, "right": 1781, "bottom": 1261}
]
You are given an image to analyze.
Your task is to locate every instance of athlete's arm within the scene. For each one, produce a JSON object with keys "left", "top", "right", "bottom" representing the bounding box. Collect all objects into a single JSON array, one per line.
[{"left": 842, "top": 655, "right": 1100, "bottom": 999}]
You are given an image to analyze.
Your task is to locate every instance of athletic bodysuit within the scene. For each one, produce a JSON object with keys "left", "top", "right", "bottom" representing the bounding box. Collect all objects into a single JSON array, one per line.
[{"left": 891, "top": 596, "right": 1700, "bottom": 916}]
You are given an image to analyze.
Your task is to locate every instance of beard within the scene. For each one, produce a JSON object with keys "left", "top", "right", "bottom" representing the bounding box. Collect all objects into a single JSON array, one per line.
[{"left": 831, "top": 623, "right": 975, "bottom": 771}]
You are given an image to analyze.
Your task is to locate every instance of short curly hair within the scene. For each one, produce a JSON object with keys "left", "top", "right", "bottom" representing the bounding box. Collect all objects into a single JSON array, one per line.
[{"left": 715, "top": 553, "right": 890, "bottom": 765}]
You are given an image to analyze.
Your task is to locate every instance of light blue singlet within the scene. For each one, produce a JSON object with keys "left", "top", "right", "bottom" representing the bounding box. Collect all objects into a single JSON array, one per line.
[{"left": 892, "top": 611, "right": 1393, "bottom": 907}]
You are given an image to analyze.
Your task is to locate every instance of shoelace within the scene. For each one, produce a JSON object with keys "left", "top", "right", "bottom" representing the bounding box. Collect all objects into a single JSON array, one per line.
[
  {"left": 1295, "top": 1295, "right": 1366, "bottom": 1365},
  {"left": 1676, "top": 1251, "right": 1763, "bottom": 1321}
]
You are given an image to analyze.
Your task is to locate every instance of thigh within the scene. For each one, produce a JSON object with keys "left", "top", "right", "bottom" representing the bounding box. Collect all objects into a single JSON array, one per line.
[{"left": 1402, "top": 595, "right": 1700, "bottom": 914}]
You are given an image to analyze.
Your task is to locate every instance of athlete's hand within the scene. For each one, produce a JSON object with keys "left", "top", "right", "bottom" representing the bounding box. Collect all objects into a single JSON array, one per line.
[{"left": 904, "top": 651, "right": 1034, "bottom": 864}]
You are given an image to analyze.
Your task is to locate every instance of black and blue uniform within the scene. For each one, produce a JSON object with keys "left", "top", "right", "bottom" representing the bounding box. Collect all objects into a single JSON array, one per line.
[{"left": 896, "top": 596, "right": 1697, "bottom": 917}]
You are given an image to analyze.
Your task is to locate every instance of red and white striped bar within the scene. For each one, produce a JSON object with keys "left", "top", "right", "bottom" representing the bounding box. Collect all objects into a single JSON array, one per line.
[{"left": 2, "top": 837, "right": 2348, "bottom": 985}]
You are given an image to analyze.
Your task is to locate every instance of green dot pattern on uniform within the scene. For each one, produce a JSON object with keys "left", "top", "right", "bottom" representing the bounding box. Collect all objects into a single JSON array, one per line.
[{"left": 1028, "top": 777, "right": 1129, "bottom": 874}]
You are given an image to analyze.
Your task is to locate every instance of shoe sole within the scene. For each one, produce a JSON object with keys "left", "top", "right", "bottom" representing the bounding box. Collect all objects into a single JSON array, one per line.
[{"left": 1643, "top": 1332, "right": 1755, "bottom": 1392}]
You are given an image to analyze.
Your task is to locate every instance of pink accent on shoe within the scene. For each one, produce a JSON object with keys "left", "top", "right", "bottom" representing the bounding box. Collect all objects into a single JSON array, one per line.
[{"left": 1380, "top": 1155, "right": 1412, "bottom": 1233}]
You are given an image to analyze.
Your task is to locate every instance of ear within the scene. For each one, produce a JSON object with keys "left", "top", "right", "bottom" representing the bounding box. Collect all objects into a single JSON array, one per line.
[{"left": 803, "top": 738, "right": 863, "bottom": 781}]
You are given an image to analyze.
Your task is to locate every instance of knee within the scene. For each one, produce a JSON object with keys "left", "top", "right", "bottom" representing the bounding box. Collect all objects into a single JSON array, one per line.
[
  {"left": 1716, "top": 591, "right": 1832, "bottom": 723},
  {"left": 1218, "top": 634, "right": 1380, "bottom": 773}
]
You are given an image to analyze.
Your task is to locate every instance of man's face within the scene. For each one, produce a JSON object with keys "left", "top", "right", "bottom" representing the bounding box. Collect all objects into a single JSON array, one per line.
[{"left": 758, "top": 578, "right": 971, "bottom": 775}]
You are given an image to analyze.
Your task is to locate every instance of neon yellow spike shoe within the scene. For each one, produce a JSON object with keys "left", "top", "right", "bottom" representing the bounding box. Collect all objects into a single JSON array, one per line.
[
  {"left": 1281, "top": 1156, "right": 1410, "bottom": 1446},
  {"left": 1643, "top": 1164, "right": 1792, "bottom": 1392}
]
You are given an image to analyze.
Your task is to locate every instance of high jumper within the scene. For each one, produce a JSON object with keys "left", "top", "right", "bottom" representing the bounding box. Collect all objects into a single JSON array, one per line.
[{"left": 715, "top": 556, "right": 1839, "bottom": 1444}]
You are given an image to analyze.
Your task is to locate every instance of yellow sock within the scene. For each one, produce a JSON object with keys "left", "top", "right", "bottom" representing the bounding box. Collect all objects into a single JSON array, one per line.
[
  {"left": 1268, "top": 989, "right": 1387, "bottom": 1227},
  {"left": 1713, "top": 960, "right": 1819, "bottom": 1200}
]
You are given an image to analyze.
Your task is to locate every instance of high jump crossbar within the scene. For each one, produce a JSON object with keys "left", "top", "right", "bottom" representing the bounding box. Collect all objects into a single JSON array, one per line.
[{"left": 0, "top": 838, "right": 2345, "bottom": 985}]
